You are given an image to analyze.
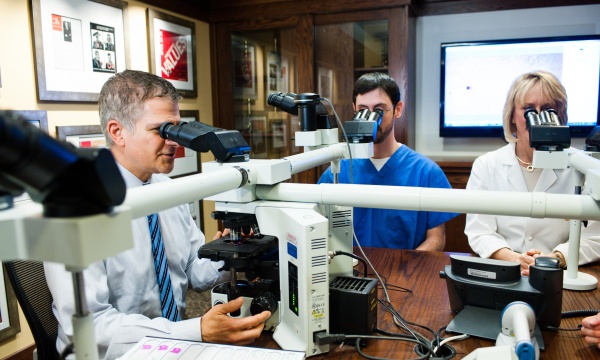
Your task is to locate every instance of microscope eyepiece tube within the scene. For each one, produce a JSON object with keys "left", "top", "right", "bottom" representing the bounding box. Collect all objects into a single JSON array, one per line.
[
  {"left": 540, "top": 109, "right": 561, "bottom": 126},
  {"left": 524, "top": 108, "right": 540, "bottom": 126}
]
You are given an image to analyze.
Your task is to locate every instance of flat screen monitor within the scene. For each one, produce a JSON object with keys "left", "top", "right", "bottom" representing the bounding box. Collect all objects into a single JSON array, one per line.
[{"left": 440, "top": 34, "right": 600, "bottom": 138}]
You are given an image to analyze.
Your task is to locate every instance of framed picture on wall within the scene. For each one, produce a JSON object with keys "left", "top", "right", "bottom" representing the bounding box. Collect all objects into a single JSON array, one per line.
[
  {"left": 12, "top": 110, "right": 49, "bottom": 133},
  {"left": 147, "top": 9, "right": 197, "bottom": 98},
  {"left": 56, "top": 125, "right": 105, "bottom": 147},
  {"left": 318, "top": 66, "right": 333, "bottom": 100},
  {"left": 270, "top": 119, "right": 287, "bottom": 149},
  {"left": 248, "top": 115, "right": 267, "bottom": 158},
  {"left": 30, "top": 0, "right": 128, "bottom": 102},
  {"left": 266, "top": 51, "right": 281, "bottom": 96},
  {"left": 232, "top": 36, "right": 257, "bottom": 100},
  {"left": 0, "top": 264, "right": 20, "bottom": 342}
]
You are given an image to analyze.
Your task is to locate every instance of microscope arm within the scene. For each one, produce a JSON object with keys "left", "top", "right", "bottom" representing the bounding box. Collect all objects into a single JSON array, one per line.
[{"left": 256, "top": 183, "right": 600, "bottom": 221}]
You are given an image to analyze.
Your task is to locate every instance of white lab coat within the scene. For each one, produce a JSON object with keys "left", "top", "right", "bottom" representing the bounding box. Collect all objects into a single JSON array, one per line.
[{"left": 465, "top": 142, "right": 600, "bottom": 264}]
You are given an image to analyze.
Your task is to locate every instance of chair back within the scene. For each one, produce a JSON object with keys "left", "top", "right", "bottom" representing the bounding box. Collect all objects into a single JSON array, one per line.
[{"left": 4, "top": 260, "right": 59, "bottom": 360}]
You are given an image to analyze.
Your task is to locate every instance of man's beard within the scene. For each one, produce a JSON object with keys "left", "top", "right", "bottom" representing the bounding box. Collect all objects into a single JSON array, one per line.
[{"left": 373, "top": 124, "right": 393, "bottom": 144}]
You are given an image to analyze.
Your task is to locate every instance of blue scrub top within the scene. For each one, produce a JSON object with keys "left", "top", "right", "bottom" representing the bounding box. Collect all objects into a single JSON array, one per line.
[{"left": 318, "top": 145, "right": 458, "bottom": 249}]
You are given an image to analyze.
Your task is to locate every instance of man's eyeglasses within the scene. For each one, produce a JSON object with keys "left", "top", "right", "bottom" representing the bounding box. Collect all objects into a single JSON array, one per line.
[{"left": 357, "top": 105, "right": 394, "bottom": 116}]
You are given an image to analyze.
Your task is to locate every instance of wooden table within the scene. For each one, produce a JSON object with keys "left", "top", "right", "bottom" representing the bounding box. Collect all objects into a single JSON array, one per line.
[{"left": 253, "top": 248, "right": 600, "bottom": 359}]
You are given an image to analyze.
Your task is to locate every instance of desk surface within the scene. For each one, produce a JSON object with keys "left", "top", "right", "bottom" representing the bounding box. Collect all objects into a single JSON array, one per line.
[{"left": 253, "top": 248, "right": 600, "bottom": 359}]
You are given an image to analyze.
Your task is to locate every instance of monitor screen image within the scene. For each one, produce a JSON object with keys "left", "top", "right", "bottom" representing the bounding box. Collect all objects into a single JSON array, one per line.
[{"left": 440, "top": 34, "right": 600, "bottom": 138}]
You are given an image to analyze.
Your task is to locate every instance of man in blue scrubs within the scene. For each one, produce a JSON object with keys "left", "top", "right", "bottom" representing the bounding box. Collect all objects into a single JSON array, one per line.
[{"left": 318, "top": 72, "right": 457, "bottom": 250}]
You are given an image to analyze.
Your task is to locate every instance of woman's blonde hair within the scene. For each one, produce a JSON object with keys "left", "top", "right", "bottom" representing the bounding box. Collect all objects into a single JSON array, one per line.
[{"left": 502, "top": 70, "right": 567, "bottom": 143}]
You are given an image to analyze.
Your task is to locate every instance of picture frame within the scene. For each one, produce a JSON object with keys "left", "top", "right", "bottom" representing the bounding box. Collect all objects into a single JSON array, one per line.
[
  {"left": 270, "top": 119, "right": 287, "bottom": 150},
  {"left": 56, "top": 125, "right": 105, "bottom": 148},
  {"left": 318, "top": 66, "right": 333, "bottom": 100},
  {"left": 248, "top": 115, "right": 267, "bottom": 158},
  {"left": 266, "top": 51, "right": 281, "bottom": 96},
  {"left": 12, "top": 110, "right": 49, "bottom": 133},
  {"left": 232, "top": 36, "right": 257, "bottom": 100},
  {"left": 0, "top": 263, "right": 20, "bottom": 342},
  {"left": 30, "top": 0, "right": 128, "bottom": 102},
  {"left": 147, "top": 9, "right": 197, "bottom": 98}
]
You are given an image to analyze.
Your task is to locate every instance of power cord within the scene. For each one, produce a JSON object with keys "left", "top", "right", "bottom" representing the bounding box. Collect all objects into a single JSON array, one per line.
[
  {"left": 329, "top": 250, "right": 368, "bottom": 277},
  {"left": 562, "top": 309, "right": 600, "bottom": 318},
  {"left": 314, "top": 332, "right": 431, "bottom": 360},
  {"left": 544, "top": 309, "right": 600, "bottom": 331},
  {"left": 59, "top": 343, "right": 74, "bottom": 360}
]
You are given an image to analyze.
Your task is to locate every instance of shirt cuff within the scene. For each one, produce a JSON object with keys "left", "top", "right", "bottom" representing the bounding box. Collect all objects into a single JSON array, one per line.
[{"left": 169, "top": 318, "right": 202, "bottom": 342}]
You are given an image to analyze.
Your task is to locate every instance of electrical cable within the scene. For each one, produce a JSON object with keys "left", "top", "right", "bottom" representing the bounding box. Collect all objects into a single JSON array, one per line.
[
  {"left": 546, "top": 324, "right": 583, "bottom": 331},
  {"left": 433, "top": 334, "right": 468, "bottom": 354},
  {"left": 377, "top": 302, "right": 434, "bottom": 357},
  {"left": 315, "top": 332, "right": 431, "bottom": 360},
  {"left": 562, "top": 309, "right": 600, "bottom": 318},
  {"left": 332, "top": 250, "right": 368, "bottom": 277},
  {"left": 59, "top": 343, "right": 74, "bottom": 360}
]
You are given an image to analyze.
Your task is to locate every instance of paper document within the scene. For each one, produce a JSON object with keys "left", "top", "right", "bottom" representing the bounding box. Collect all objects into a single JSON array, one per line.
[{"left": 118, "top": 336, "right": 305, "bottom": 360}]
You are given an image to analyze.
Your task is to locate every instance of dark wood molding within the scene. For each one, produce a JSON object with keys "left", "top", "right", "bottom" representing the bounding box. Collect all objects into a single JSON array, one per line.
[
  {"left": 140, "top": 0, "right": 597, "bottom": 24},
  {"left": 413, "top": 0, "right": 600, "bottom": 16},
  {"left": 207, "top": 0, "right": 411, "bottom": 23},
  {"left": 136, "top": 0, "right": 210, "bottom": 22},
  {"left": 4, "top": 344, "right": 35, "bottom": 360}
]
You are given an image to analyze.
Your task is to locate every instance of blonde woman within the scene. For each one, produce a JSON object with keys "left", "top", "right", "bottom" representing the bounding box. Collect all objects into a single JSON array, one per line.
[{"left": 465, "top": 70, "right": 600, "bottom": 275}]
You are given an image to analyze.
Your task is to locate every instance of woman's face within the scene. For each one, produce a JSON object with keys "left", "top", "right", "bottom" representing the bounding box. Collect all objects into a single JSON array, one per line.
[{"left": 513, "top": 84, "right": 555, "bottom": 144}]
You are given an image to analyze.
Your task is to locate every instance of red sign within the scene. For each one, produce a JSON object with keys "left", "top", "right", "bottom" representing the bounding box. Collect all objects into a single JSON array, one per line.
[{"left": 160, "top": 30, "right": 188, "bottom": 81}]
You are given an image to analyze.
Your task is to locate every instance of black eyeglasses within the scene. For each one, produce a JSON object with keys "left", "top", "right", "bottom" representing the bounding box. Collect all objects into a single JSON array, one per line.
[{"left": 357, "top": 105, "right": 394, "bottom": 115}]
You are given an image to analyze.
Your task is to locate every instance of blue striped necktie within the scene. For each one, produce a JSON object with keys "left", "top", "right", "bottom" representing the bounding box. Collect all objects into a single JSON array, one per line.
[{"left": 148, "top": 212, "right": 180, "bottom": 321}]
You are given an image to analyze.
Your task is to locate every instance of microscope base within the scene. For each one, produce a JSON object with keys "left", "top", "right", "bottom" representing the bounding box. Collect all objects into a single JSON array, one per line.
[{"left": 563, "top": 270, "right": 598, "bottom": 291}]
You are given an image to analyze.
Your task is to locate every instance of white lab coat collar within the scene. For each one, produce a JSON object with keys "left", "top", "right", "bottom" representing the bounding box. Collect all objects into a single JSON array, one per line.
[{"left": 499, "top": 142, "right": 557, "bottom": 193}]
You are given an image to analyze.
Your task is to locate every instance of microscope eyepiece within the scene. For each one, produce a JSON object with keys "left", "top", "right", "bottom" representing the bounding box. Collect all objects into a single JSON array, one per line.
[{"left": 267, "top": 92, "right": 298, "bottom": 115}]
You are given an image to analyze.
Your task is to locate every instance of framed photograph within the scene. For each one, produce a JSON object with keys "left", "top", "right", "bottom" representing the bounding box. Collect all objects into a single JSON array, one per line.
[
  {"left": 266, "top": 51, "right": 281, "bottom": 96},
  {"left": 318, "top": 66, "right": 333, "bottom": 100},
  {"left": 12, "top": 110, "right": 49, "bottom": 133},
  {"left": 232, "top": 36, "right": 256, "bottom": 100},
  {"left": 0, "top": 263, "right": 20, "bottom": 342},
  {"left": 147, "top": 9, "right": 197, "bottom": 98},
  {"left": 248, "top": 115, "right": 267, "bottom": 158},
  {"left": 56, "top": 125, "right": 105, "bottom": 148},
  {"left": 30, "top": 0, "right": 128, "bottom": 102},
  {"left": 270, "top": 119, "right": 287, "bottom": 149}
]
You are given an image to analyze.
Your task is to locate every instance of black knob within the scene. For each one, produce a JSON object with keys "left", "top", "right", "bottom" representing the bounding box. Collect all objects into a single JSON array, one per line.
[{"left": 250, "top": 291, "right": 278, "bottom": 315}]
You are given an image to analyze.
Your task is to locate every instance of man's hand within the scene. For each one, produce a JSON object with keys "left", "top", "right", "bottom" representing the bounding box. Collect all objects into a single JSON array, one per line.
[
  {"left": 201, "top": 297, "right": 271, "bottom": 345},
  {"left": 581, "top": 313, "right": 600, "bottom": 349}
]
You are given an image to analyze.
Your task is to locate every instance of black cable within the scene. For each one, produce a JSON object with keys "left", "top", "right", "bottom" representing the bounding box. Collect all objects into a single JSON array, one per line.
[
  {"left": 546, "top": 324, "right": 583, "bottom": 331},
  {"left": 59, "top": 343, "right": 74, "bottom": 360},
  {"left": 334, "top": 250, "right": 368, "bottom": 277},
  {"left": 376, "top": 301, "right": 434, "bottom": 357},
  {"left": 316, "top": 331, "right": 430, "bottom": 359},
  {"left": 355, "top": 337, "right": 430, "bottom": 360},
  {"left": 562, "top": 309, "right": 600, "bottom": 318}
]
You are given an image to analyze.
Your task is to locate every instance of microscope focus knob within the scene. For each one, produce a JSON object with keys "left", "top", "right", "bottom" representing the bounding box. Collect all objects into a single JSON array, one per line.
[{"left": 250, "top": 291, "right": 278, "bottom": 315}]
